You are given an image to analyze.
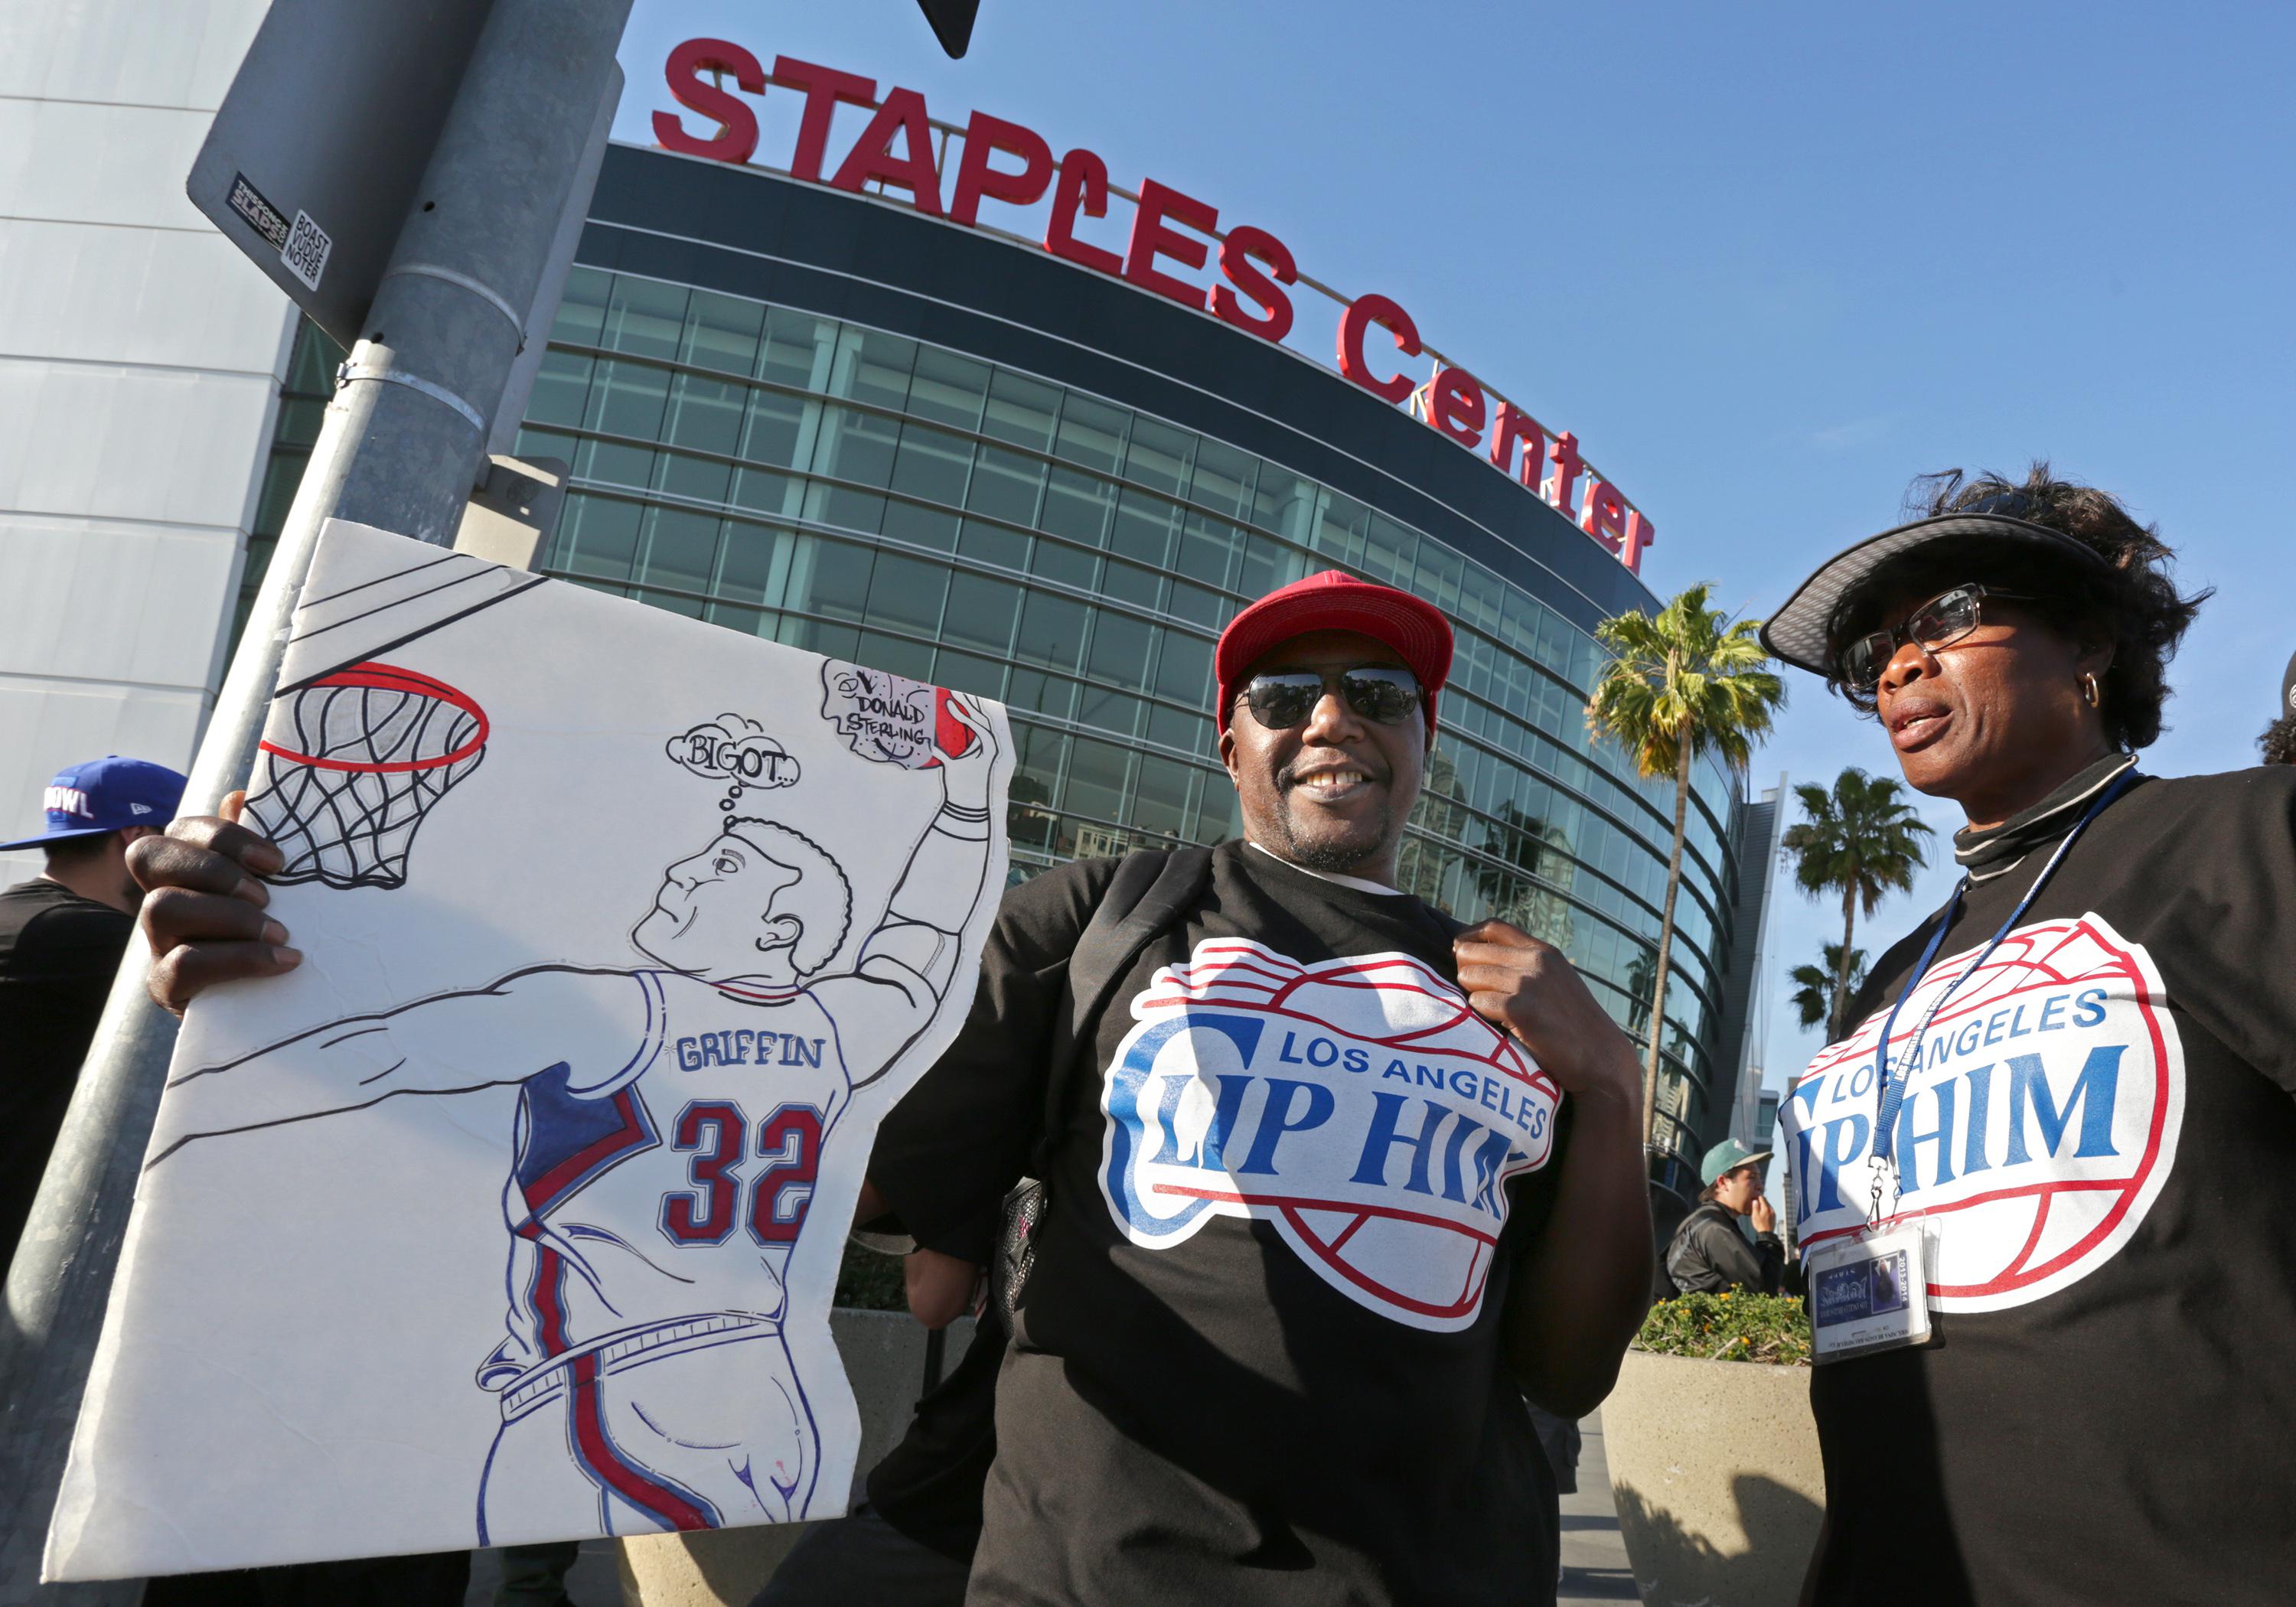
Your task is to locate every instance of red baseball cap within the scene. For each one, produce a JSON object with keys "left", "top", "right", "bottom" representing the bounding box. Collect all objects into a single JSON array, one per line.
[{"left": 1214, "top": 570, "right": 1454, "bottom": 736}]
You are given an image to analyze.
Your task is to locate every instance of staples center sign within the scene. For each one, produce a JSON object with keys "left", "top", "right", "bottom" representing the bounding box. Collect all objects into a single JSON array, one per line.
[{"left": 654, "top": 41, "right": 1655, "bottom": 575}]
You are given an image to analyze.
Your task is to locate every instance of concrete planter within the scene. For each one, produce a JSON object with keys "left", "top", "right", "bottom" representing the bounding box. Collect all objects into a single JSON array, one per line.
[
  {"left": 1603, "top": 1348, "right": 1825, "bottom": 1607},
  {"left": 616, "top": 1309, "right": 973, "bottom": 1607}
]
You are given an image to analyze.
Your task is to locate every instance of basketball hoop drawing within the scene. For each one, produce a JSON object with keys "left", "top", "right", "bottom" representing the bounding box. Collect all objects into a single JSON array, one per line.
[{"left": 245, "top": 662, "right": 489, "bottom": 890}]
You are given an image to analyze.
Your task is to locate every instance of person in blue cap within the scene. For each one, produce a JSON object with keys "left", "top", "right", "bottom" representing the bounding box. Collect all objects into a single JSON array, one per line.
[
  {"left": 1, "top": 755, "right": 187, "bottom": 1259},
  {"left": 1663, "top": 1136, "right": 1785, "bottom": 1296}
]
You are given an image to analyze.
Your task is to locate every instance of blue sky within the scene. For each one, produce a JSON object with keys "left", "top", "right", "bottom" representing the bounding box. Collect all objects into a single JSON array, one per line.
[{"left": 613, "top": 0, "right": 2294, "bottom": 1103}]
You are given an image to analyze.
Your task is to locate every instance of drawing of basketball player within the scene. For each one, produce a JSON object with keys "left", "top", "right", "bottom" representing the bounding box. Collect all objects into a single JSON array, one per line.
[{"left": 149, "top": 698, "right": 1000, "bottom": 1545}]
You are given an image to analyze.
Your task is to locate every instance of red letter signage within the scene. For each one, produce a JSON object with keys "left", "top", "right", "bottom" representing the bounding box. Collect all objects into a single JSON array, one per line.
[
  {"left": 829, "top": 86, "right": 944, "bottom": 214},
  {"left": 773, "top": 57, "right": 877, "bottom": 183},
  {"left": 1544, "top": 430, "right": 1585, "bottom": 515},
  {"left": 948, "top": 111, "right": 1054, "bottom": 227},
  {"left": 1486, "top": 401, "right": 1548, "bottom": 489},
  {"left": 1210, "top": 226, "right": 1297, "bottom": 342},
  {"left": 1044, "top": 149, "right": 1124, "bottom": 275},
  {"left": 1427, "top": 368, "right": 1486, "bottom": 448},
  {"left": 1337, "top": 293, "right": 1421, "bottom": 404},
  {"left": 1124, "top": 178, "right": 1218, "bottom": 310},
  {"left": 654, "top": 39, "right": 765, "bottom": 165}
]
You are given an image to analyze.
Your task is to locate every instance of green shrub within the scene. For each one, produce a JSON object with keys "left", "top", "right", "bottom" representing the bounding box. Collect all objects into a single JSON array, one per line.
[
  {"left": 1635, "top": 1291, "right": 1812, "bottom": 1367},
  {"left": 835, "top": 1237, "right": 909, "bottom": 1312}
]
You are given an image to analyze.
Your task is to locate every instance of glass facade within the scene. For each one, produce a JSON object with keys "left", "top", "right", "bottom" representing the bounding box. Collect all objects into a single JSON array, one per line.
[{"left": 249, "top": 260, "right": 1745, "bottom": 1176}]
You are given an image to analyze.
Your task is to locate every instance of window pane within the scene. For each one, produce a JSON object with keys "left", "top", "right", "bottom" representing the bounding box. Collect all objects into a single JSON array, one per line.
[
  {"left": 864, "top": 551, "right": 948, "bottom": 635},
  {"left": 830, "top": 325, "right": 917, "bottom": 412},
  {"left": 664, "top": 373, "right": 745, "bottom": 458},
  {"left": 1102, "top": 557, "right": 1169, "bottom": 612},
  {"left": 810, "top": 406, "right": 901, "bottom": 488},
  {"left": 1313, "top": 491, "right": 1368, "bottom": 566},
  {"left": 932, "top": 647, "right": 1006, "bottom": 700},
  {"left": 638, "top": 508, "right": 720, "bottom": 595},
  {"left": 1006, "top": 667, "right": 1077, "bottom": 721},
  {"left": 585, "top": 359, "right": 670, "bottom": 439},
  {"left": 957, "top": 518, "right": 1029, "bottom": 572},
  {"left": 655, "top": 450, "right": 731, "bottom": 506},
  {"left": 526, "top": 351, "right": 592, "bottom": 427},
  {"left": 964, "top": 445, "right": 1043, "bottom": 525},
  {"left": 740, "top": 390, "right": 810, "bottom": 471},
  {"left": 1086, "top": 611, "right": 1152, "bottom": 689},
  {"left": 1363, "top": 514, "right": 1417, "bottom": 585},
  {"left": 1166, "top": 580, "right": 1225, "bottom": 631},
  {"left": 907, "top": 347, "right": 990, "bottom": 431},
  {"left": 1252, "top": 468, "right": 1317, "bottom": 543},
  {"left": 1189, "top": 438, "right": 1255, "bottom": 520},
  {"left": 881, "top": 498, "right": 959, "bottom": 552},
  {"left": 759, "top": 308, "right": 835, "bottom": 390},
  {"left": 561, "top": 494, "right": 641, "bottom": 581},
  {"left": 1062, "top": 738, "right": 1134, "bottom": 825},
  {"left": 1013, "top": 590, "right": 1088, "bottom": 671},
  {"left": 888, "top": 422, "right": 973, "bottom": 509},
  {"left": 1039, "top": 466, "right": 1114, "bottom": 547},
  {"left": 1192, "top": 780, "right": 1239, "bottom": 845},
  {"left": 1154, "top": 631, "right": 1212, "bottom": 705},
  {"left": 603, "top": 279, "right": 687, "bottom": 358},
  {"left": 1053, "top": 393, "right": 1128, "bottom": 473},
  {"left": 1110, "top": 486, "right": 1178, "bottom": 567},
  {"left": 801, "top": 478, "right": 885, "bottom": 537},
  {"left": 1145, "top": 704, "right": 1205, "bottom": 758},
  {"left": 577, "top": 438, "right": 654, "bottom": 492},
  {"left": 1130, "top": 758, "right": 1193, "bottom": 838},
  {"left": 1124, "top": 417, "right": 1195, "bottom": 496},
  {"left": 942, "top": 572, "right": 1021, "bottom": 654},
  {"left": 681, "top": 291, "right": 765, "bottom": 376},
  {"left": 981, "top": 370, "right": 1059, "bottom": 451},
  {"left": 730, "top": 466, "right": 797, "bottom": 516},
  {"left": 857, "top": 628, "right": 934, "bottom": 682},
  {"left": 1028, "top": 537, "right": 1097, "bottom": 592},
  {"left": 714, "top": 522, "right": 785, "bottom": 603},
  {"left": 784, "top": 535, "right": 875, "bottom": 622},
  {"left": 1077, "top": 684, "right": 1144, "bottom": 739},
  {"left": 1176, "top": 513, "right": 1239, "bottom": 592},
  {"left": 552, "top": 267, "right": 611, "bottom": 345}
]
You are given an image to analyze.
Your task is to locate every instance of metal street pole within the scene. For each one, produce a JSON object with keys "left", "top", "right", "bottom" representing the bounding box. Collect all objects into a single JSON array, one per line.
[{"left": 0, "top": 1, "right": 632, "bottom": 1597}]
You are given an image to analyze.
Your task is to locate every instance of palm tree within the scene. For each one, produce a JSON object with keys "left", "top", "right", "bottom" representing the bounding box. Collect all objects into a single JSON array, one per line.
[
  {"left": 1789, "top": 943, "right": 1867, "bottom": 1032},
  {"left": 1586, "top": 582, "right": 1786, "bottom": 1153},
  {"left": 1781, "top": 769, "right": 1933, "bottom": 1039}
]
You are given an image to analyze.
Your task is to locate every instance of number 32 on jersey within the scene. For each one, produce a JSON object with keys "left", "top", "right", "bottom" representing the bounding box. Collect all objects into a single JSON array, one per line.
[{"left": 658, "top": 1100, "right": 823, "bottom": 1247}]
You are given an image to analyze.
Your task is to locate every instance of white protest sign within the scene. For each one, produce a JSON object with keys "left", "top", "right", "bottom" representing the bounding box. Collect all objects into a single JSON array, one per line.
[{"left": 47, "top": 518, "right": 1011, "bottom": 1579}]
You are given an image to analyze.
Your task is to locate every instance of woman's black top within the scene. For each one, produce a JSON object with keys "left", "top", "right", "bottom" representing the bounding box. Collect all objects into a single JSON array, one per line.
[{"left": 1785, "top": 758, "right": 2296, "bottom": 1606}]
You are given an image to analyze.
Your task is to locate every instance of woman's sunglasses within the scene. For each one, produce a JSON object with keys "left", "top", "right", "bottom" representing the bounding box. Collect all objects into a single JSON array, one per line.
[
  {"left": 1838, "top": 584, "right": 2035, "bottom": 693},
  {"left": 1238, "top": 665, "right": 1424, "bottom": 730}
]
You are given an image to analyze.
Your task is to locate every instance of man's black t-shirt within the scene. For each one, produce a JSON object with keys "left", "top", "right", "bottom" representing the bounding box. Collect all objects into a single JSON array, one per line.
[
  {"left": 1784, "top": 762, "right": 2296, "bottom": 1605},
  {"left": 872, "top": 840, "right": 1568, "bottom": 1605},
  {"left": 0, "top": 878, "right": 132, "bottom": 1254}
]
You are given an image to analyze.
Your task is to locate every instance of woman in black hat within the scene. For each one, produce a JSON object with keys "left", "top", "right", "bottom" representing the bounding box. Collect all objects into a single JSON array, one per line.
[{"left": 1761, "top": 465, "right": 2296, "bottom": 1607}]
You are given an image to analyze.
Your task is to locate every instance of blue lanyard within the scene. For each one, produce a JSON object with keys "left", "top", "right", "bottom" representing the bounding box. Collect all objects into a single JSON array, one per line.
[{"left": 1869, "top": 766, "right": 2138, "bottom": 1179}]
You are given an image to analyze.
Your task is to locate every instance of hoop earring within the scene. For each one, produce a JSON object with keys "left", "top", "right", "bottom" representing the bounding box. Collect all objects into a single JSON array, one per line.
[{"left": 2079, "top": 672, "right": 2101, "bottom": 708}]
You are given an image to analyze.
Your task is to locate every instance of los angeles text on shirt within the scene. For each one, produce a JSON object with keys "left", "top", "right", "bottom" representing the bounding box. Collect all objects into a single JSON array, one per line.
[{"left": 1785, "top": 912, "right": 2183, "bottom": 1313}]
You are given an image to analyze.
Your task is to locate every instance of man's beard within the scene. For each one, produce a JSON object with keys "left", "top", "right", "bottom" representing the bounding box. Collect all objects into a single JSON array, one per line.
[{"left": 1264, "top": 794, "right": 1394, "bottom": 875}]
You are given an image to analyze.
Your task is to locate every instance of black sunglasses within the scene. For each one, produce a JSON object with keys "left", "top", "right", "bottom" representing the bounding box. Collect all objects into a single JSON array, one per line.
[
  {"left": 1238, "top": 665, "right": 1424, "bottom": 730},
  {"left": 1838, "top": 584, "right": 2035, "bottom": 693}
]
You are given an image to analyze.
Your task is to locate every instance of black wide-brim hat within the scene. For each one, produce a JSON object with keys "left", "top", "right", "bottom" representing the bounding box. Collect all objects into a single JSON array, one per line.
[{"left": 1760, "top": 510, "right": 2111, "bottom": 678}]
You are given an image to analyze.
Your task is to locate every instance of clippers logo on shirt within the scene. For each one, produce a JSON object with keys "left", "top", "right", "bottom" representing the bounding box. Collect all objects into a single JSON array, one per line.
[
  {"left": 1097, "top": 939, "right": 1560, "bottom": 1332},
  {"left": 1784, "top": 912, "right": 2185, "bottom": 1313}
]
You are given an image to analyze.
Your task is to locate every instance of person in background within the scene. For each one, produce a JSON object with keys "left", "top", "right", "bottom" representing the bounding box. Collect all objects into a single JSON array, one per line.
[
  {"left": 1, "top": 755, "right": 184, "bottom": 1260},
  {"left": 2259, "top": 648, "right": 2296, "bottom": 765},
  {"left": 1664, "top": 1138, "right": 1784, "bottom": 1295}
]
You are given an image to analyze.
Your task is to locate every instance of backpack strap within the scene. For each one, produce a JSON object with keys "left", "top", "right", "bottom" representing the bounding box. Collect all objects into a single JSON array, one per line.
[{"left": 1032, "top": 843, "right": 1216, "bottom": 1175}]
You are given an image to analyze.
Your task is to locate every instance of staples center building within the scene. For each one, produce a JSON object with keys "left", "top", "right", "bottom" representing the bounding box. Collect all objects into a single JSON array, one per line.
[{"left": 4, "top": 24, "right": 1778, "bottom": 1191}]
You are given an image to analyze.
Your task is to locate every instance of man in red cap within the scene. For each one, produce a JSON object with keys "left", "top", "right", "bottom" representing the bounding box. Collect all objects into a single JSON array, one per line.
[
  {"left": 133, "top": 571, "right": 1652, "bottom": 1606},
  {"left": 856, "top": 569, "right": 1653, "bottom": 1605}
]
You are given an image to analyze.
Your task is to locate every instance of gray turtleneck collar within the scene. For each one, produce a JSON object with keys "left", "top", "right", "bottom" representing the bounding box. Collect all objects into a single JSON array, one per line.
[{"left": 1952, "top": 753, "right": 2140, "bottom": 882}]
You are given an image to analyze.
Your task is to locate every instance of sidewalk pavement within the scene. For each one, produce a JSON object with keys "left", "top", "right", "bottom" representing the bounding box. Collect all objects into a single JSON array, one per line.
[
  {"left": 465, "top": 1416, "right": 1636, "bottom": 1607},
  {"left": 1561, "top": 1410, "right": 1639, "bottom": 1605}
]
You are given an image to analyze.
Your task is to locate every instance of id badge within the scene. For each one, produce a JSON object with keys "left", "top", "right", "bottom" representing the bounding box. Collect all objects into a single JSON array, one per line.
[{"left": 1807, "top": 1223, "right": 1932, "bottom": 1364}]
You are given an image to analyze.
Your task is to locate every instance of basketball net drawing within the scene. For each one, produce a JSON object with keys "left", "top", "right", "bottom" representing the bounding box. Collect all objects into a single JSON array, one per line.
[{"left": 243, "top": 533, "right": 543, "bottom": 890}]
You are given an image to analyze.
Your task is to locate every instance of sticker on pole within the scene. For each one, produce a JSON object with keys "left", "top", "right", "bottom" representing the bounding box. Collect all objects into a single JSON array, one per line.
[
  {"left": 226, "top": 172, "right": 291, "bottom": 252},
  {"left": 280, "top": 209, "right": 333, "bottom": 292}
]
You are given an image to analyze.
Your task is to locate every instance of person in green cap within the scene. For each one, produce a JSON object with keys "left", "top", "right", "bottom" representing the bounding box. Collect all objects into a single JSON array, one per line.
[{"left": 1663, "top": 1138, "right": 1784, "bottom": 1296}]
